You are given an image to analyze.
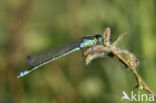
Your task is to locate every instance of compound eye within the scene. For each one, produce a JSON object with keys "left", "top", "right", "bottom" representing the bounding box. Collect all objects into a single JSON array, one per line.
[{"left": 95, "top": 34, "right": 101, "bottom": 39}]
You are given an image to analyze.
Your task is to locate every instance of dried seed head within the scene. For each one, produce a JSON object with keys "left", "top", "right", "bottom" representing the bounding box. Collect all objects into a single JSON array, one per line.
[
  {"left": 103, "top": 27, "right": 111, "bottom": 47},
  {"left": 112, "top": 49, "right": 118, "bottom": 56},
  {"left": 118, "top": 50, "right": 139, "bottom": 68},
  {"left": 105, "top": 27, "right": 111, "bottom": 37}
]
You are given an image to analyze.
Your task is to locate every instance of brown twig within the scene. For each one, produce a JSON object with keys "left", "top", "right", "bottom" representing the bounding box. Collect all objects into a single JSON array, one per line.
[{"left": 115, "top": 52, "right": 156, "bottom": 98}]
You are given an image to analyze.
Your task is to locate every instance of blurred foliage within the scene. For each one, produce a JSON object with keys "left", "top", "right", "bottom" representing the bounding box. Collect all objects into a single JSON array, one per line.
[{"left": 0, "top": 0, "right": 156, "bottom": 103}]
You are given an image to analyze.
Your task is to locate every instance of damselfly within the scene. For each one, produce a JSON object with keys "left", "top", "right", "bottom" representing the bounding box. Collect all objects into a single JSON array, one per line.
[{"left": 17, "top": 34, "right": 103, "bottom": 78}]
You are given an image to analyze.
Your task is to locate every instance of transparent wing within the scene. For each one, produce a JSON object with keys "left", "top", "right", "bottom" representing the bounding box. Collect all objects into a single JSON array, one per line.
[{"left": 27, "top": 39, "right": 82, "bottom": 66}]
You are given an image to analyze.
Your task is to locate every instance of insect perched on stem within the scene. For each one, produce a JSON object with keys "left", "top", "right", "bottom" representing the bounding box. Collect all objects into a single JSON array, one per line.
[
  {"left": 17, "top": 34, "right": 103, "bottom": 78},
  {"left": 17, "top": 27, "right": 138, "bottom": 78}
]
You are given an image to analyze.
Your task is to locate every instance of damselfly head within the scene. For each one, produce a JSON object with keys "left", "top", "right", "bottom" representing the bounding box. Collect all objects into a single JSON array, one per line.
[
  {"left": 95, "top": 34, "right": 103, "bottom": 44},
  {"left": 95, "top": 34, "right": 102, "bottom": 39}
]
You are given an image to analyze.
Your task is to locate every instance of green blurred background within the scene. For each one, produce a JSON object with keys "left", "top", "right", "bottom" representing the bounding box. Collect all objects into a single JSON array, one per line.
[{"left": 0, "top": 0, "right": 156, "bottom": 103}]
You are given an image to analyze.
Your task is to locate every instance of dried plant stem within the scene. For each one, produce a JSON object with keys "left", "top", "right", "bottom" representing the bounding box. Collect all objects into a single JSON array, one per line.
[
  {"left": 114, "top": 51, "right": 156, "bottom": 98},
  {"left": 84, "top": 27, "right": 156, "bottom": 98},
  {"left": 85, "top": 46, "right": 156, "bottom": 98}
]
